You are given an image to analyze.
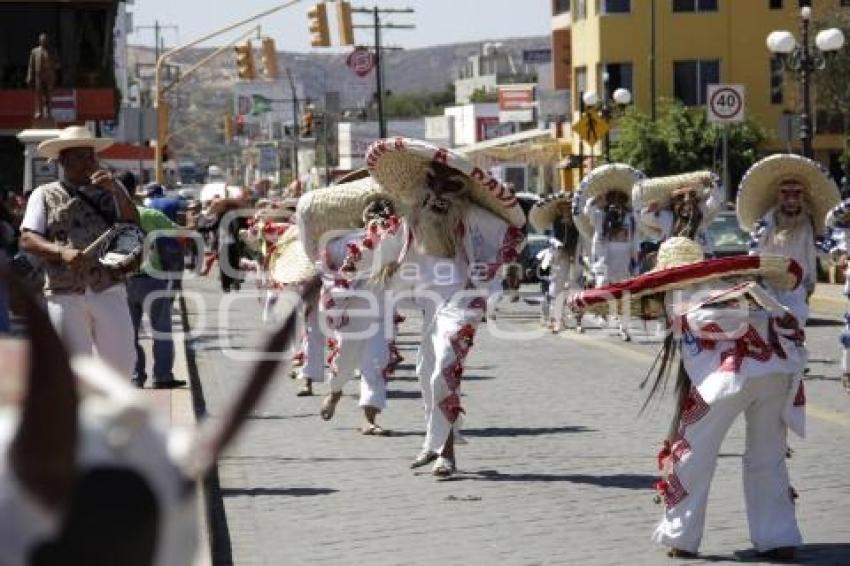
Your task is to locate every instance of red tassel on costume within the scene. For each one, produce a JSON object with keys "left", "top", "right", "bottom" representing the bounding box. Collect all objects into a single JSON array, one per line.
[{"left": 657, "top": 440, "right": 672, "bottom": 471}]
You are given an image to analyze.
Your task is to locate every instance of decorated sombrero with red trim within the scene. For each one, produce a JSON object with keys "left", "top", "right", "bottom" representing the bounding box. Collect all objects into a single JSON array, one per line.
[
  {"left": 269, "top": 226, "right": 317, "bottom": 286},
  {"left": 572, "top": 163, "right": 645, "bottom": 240},
  {"left": 365, "top": 137, "right": 525, "bottom": 227},
  {"left": 570, "top": 237, "right": 802, "bottom": 317}
]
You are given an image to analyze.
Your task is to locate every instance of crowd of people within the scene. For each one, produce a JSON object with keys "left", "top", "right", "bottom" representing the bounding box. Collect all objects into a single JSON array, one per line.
[{"left": 1, "top": 124, "right": 849, "bottom": 562}]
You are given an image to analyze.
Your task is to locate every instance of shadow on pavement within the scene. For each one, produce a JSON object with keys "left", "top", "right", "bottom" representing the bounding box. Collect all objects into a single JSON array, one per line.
[
  {"left": 387, "top": 390, "right": 423, "bottom": 400},
  {"left": 247, "top": 413, "right": 317, "bottom": 420},
  {"left": 731, "top": 543, "right": 850, "bottom": 564},
  {"left": 462, "top": 425, "right": 593, "bottom": 437},
  {"left": 806, "top": 318, "right": 843, "bottom": 328},
  {"left": 220, "top": 487, "right": 338, "bottom": 498},
  {"left": 464, "top": 470, "right": 655, "bottom": 489}
]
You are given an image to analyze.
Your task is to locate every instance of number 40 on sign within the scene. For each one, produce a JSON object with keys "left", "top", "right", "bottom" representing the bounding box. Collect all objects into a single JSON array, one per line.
[{"left": 707, "top": 84, "right": 745, "bottom": 124}]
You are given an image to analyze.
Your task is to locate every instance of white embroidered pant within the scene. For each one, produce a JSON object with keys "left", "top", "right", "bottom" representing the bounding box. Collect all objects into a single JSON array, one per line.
[
  {"left": 299, "top": 296, "right": 327, "bottom": 383},
  {"left": 417, "top": 298, "right": 483, "bottom": 454},
  {"left": 327, "top": 295, "right": 391, "bottom": 410},
  {"left": 46, "top": 285, "right": 136, "bottom": 379},
  {"left": 653, "top": 374, "right": 801, "bottom": 554},
  {"left": 545, "top": 251, "right": 574, "bottom": 322}
]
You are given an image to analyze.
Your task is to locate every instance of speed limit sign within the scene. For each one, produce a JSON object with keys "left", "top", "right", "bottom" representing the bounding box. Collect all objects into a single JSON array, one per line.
[{"left": 707, "top": 84, "right": 745, "bottom": 123}]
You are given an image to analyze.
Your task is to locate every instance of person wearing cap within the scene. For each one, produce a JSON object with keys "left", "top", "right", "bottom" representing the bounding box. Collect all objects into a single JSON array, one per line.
[
  {"left": 574, "top": 164, "right": 645, "bottom": 340},
  {"left": 127, "top": 205, "right": 187, "bottom": 389},
  {"left": 144, "top": 182, "right": 184, "bottom": 223},
  {"left": 738, "top": 154, "right": 841, "bottom": 323},
  {"left": 364, "top": 138, "right": 526, "bottom": 477},
  {"left": 635, "top": 171, "right": 724, "bottom": 250},
  {"left": 571, "top": 237, "right": 808, "bottom": 560},
  {"left": 18, "top": 126, "right": 139, "bottom": 376}
]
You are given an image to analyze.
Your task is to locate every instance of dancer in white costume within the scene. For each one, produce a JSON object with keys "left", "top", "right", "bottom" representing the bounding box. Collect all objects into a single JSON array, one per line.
[
  {"left": 297, "top": 176, "right": 403, "bottom": 433},
  {"left": 738, "top": 153, "right": 840, "bottom": 322},
  {"left": 529, "top": 192, "right": 581, "bottom": 332},
  {"left": 635, "top": 170, "right": 723, "bottom": 250},
  {"left": 825, "top": 199, "right": 850, "bottom": 393},
  {"left": 573, "top": 163, "right": 645, "bottom": 340},
  {"left": 571, "top": 237, "right": 807, "bottom": 561},
  {"left": 366, "top": 138, "right": 525, "bottom": 477}
]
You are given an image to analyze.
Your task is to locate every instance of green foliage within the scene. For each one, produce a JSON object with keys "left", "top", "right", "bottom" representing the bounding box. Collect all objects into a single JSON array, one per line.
[
  {"left": 383, "top": 85, "right": 456, "bottom": 118},
  {"left": 610, "top": 99, "right": 765, "bottom": 187},
  {"left": 469, "top": 87, "right": 498, "bottom": 103}
]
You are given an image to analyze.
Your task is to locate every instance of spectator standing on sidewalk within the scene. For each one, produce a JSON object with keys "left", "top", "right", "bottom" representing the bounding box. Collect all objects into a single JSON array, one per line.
[
  {"left": 127, "top": 205, "right": 186, "bottom": 389},
  {"left": 18, "top": 126, "right": 140, "bottom": 376}
]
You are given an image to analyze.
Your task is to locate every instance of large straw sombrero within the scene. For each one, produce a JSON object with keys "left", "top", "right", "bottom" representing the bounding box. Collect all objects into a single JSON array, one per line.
[
  {"left": 296, "top": 176, "right": 393, "bottom": 261},
  {"left": 37, "top": 126, "right": 114, "bottom": 160},
  {"left": 365, "top": 137, "right": 525, "bottom": 227},
  {"left": 737, "top": 153, "right": 840, "bottom": 235},
  {"left": 632, "top": 170, "right": 718, "bottom": 210},
  {"left": 529, "top": 192, "right": 572, "bottom": 232},
  {"left": 570, "top": 237, "right": 802, "bottom": 318},
  {"left": 268, "top": 227, "right": 317, "bottom": 286},
  {"left": 572, "top": 163, "right": 646, "bottom": 240}
]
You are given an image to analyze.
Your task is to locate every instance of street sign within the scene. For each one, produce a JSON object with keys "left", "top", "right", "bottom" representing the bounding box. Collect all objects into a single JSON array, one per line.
[
  {"left": 347, "top": 47, "right": 376, "bottom": 77},
  {"left": 707, "top": 84, "right": 745, "bottom": 124},
  {"left": 522, "top": 48, "right": 552, "bottom": 64},
  {"left": 572, "top": 109, "right": 610, "bottom": 145}
]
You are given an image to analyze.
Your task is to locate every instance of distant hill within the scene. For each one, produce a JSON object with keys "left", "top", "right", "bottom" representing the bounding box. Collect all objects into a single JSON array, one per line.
[
  {"left": 129, "top": 35, "right": 549, "bottom": 105},
  {"left": 127, "top": 35, "right": 550, "bottom": 162}
]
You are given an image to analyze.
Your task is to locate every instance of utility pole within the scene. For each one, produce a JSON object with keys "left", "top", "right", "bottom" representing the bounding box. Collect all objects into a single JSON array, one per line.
[
  {"left": 649, "top": 0, "right": 657, "bottom": 122},
  {"left": 286, "top": 68, "right": 301, "bottom": 180},
  {"left": 136, "top": 21, "right": 179, "bottom": 67},
  {"left": 351, "top": 6, "right": 414, "bottom": 139}
]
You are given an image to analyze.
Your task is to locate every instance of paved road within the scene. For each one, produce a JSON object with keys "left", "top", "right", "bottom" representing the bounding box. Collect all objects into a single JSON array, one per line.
[{"left": 182, "top": 276, "right": 850, "bottom": 565}]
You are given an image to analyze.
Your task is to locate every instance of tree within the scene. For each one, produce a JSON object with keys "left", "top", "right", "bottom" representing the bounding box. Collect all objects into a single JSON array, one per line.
[
  {"left": 469, "top": 87, "right": 498, "bottom": 104},
  {"left": 610, "top": 99, "right": 765, "bottom": 189},
  {"left": 382, "top": 85, "right": 456, "bottom": 119}
]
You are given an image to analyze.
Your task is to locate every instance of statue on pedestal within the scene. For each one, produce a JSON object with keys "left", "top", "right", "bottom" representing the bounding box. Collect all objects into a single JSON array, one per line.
[{"left": 26, "top": 33, "right": 57, "bottom": 120}]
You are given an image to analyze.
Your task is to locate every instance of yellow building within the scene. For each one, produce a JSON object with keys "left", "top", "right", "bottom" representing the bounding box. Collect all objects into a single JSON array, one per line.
[{"left": 554, "top": 0, "right": 848, "bottom": 176}]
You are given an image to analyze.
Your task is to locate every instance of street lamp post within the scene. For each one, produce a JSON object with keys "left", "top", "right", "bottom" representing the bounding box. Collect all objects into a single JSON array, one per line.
[{"left": 767, "top": 6, "right": 845, "bottom": 159}]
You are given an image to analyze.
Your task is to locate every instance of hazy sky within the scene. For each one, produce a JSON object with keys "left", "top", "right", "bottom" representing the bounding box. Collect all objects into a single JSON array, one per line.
[{"left": 128, "top": 0, "right": 551, "bottom": 51}]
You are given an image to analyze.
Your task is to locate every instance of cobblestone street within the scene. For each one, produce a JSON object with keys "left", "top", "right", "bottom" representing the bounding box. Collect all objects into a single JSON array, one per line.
[{"left": 182, "top": 277, "right": 850, "bottom": 565}]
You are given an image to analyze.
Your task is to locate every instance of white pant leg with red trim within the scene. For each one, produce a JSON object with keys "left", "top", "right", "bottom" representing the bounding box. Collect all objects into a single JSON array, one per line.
[
  {"left": 357, "top": 312, "right": 392, "bottom": 410},
  {"left": 300, "top": 296, "right": 326, "bottom": 383},
  {"left": 653, "top": 374, "right": 800, "bottom": 554},
  {"left": 743, "top": 376, "right": 801, "bottom": 552},
  {"left": 418, "top": 301, "right": 483, "bottom": 455}
]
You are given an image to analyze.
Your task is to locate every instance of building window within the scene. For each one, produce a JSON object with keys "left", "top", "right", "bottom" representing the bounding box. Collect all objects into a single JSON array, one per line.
[
  {"left": 553, "top": 0, "right": 571, "bottom": 14},
  {"left": 672, "top": 0, "right": 718, "bottom": 12},
  {"left": 770, "top": 55, "right": 784, "bottom": 105},
  {"left": 673, "top": 59, "right": 719, "bottom": 106},
  {"left": 575, "top": 66, "right": 588, "bottom": 107},
  {"left": 602, "top": 0, "right": 631, "bottom": 13},
  {"left": 769, "top": 0, "right": 782, "bottom": 9},
  {"left": 602, "top": 63, "right": 633, "bottom": 95},
  {"left": 575, "top": 0, "right": 588, "bottom": 19}
]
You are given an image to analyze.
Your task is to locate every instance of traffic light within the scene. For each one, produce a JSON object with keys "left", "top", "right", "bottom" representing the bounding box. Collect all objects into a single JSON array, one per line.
[
  {"left": 337, "top": 1, "right": 355, "bottom": 46},
  {"left": 301, "top": 110, "right": 314, "bottom": 137},
  {"left": 260, "top": 37, "right": 279, "bottom": 79},
  {"left": 234, "top": 41, "right": 256, "bottom": 80},
  {"left": 307, "top": 2, "right": 330, "bottom": 47},
  {"left": 223, "top": 114, "right": 233, "bottom": 141}
]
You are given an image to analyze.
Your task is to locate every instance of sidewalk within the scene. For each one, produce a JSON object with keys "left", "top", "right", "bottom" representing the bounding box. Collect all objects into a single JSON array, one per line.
[{"left": 138, "top": 299, "right": 211, "bottom": 566}]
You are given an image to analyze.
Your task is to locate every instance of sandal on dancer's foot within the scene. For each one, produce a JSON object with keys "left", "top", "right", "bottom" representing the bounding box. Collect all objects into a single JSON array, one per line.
[
  {"left": 432, "top": 456, "right": 456, "bottom": 478},
  {"left": 410, "top": 450, "right": 438, "bottom": 469},
  {"left": 360, "top": 424, "right": 390, "bottom": 436},
  {"left": 319, "top": 392, "right": 342, "bottom": 421},
  {"left": 296, "top": 380, "right": 313, "bottom": 397},
  {"left": 666, "top": 547, "right": 698, "bottom": 559}
]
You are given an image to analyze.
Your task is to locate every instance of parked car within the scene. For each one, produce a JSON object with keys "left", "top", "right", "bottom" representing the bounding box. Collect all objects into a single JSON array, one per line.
[{"left": 706, "top": 210, "right": 750, "bottom": 257}]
